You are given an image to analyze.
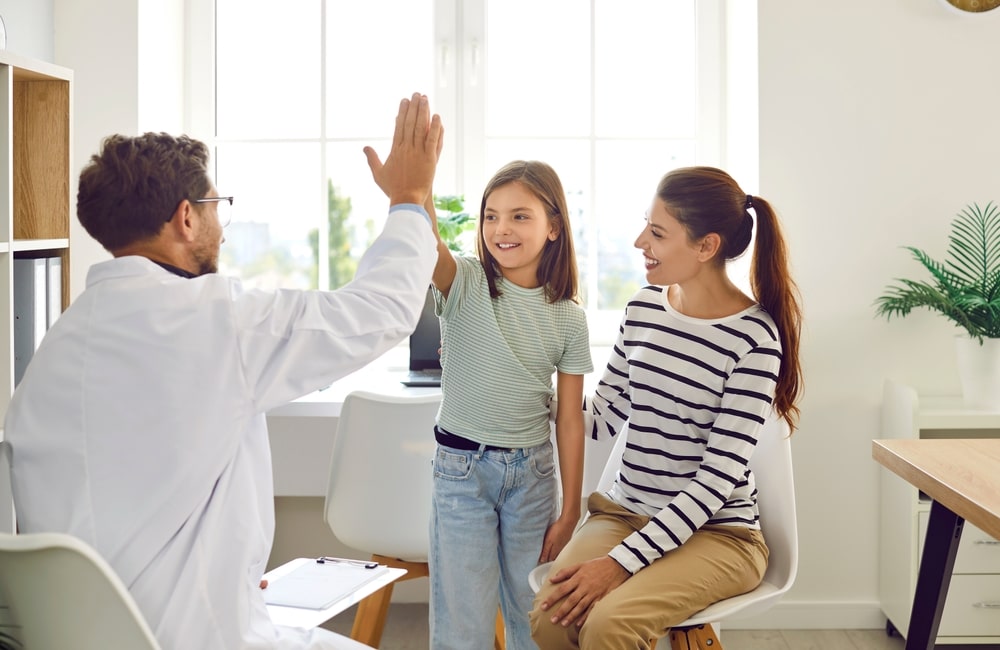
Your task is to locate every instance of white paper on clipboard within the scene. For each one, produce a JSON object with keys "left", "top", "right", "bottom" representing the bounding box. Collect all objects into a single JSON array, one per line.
[{"left": 263, "top": 560, "right": 389, "bottom": 610}]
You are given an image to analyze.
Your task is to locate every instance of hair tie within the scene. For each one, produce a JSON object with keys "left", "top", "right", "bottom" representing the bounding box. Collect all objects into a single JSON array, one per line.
[{"left": 744, "top": 194, "right": 754, "bottom": 210}]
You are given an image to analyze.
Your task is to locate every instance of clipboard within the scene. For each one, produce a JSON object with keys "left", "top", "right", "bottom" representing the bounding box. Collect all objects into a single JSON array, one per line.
[{"left": 263, "top": 558, "right": 390, "bottom": 610}]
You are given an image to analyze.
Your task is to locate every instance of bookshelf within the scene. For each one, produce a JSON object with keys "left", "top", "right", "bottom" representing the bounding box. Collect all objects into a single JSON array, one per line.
[{"left": 0, "top": 52, "right": 73, "bottom": 534}]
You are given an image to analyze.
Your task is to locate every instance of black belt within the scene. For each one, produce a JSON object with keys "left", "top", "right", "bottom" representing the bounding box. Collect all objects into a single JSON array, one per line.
[{"left": 434, "top": 426, "right": 511, "bottom": 451}]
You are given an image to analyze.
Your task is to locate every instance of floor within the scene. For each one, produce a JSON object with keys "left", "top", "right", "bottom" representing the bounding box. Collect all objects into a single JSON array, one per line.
[{"left": 320, "top": 603, "right": 953, "bottom": 649}]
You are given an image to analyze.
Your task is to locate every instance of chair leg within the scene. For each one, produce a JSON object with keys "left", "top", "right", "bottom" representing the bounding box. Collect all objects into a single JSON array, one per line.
[
  {"left": 350, "top": 581, "right": 395, "bottom": 648},
  {"left": 349, "top": 555, "right": 504, "bottom": 649},
  {"left": 350, "top": 555, "right": 430, "bottom": 648},
  {"left": 668, "top": 623, "right": 722, "bottom": 650},
  {"left": 494, "top": 606, "right": 505, "bottom": 650}
]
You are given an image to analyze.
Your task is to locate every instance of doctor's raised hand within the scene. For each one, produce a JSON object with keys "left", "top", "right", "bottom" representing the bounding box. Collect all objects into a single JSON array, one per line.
[{"left": 364, "top": 92, "right": 444, "bottom": 209}]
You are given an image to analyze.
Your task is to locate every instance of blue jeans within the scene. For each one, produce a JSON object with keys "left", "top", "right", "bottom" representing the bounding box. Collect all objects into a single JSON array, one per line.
[{"left": 429, "top": 441, "right": 557, "bottom": 650}]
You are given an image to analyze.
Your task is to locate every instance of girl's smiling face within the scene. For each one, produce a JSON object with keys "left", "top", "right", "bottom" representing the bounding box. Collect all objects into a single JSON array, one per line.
[{"left": 481, "top": 181, "right": 557, "bottom": 287}]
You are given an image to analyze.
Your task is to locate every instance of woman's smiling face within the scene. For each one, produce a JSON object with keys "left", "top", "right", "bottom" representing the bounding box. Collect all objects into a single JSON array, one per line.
[{"left": 634, "top": 197, "right": 704, "bottom": 286}]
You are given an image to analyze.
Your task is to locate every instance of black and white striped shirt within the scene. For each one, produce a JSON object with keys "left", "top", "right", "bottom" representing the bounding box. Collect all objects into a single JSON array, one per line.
[{"left": 590, "top": 285, "right": 781, "bottom": 573}]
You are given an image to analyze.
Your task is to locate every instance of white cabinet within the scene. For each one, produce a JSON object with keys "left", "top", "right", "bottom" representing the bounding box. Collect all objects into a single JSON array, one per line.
[
  {"left": 0, "top": 52, "right": 73, "bottom": 534},
  {"left": 879, "top": 379, "right": 1000, "bottom": 644}
]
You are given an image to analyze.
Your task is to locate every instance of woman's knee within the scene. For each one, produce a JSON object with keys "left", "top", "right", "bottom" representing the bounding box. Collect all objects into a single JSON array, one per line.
[
  {"left": 529, "top": 599, "right": 576, "bottom": 649},
  {"left": 577, "top": 599, "right": 657, "bottom": 650}
]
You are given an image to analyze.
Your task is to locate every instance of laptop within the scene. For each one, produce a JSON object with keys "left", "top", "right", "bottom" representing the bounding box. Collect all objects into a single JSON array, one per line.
[{"left": 401, "top": 287, "right": 442, "bottom": 387}]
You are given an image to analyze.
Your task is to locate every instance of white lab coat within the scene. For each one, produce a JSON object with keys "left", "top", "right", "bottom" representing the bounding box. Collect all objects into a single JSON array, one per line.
[{"left": 5, "top": 208, "right": 436, "bottom": 649}]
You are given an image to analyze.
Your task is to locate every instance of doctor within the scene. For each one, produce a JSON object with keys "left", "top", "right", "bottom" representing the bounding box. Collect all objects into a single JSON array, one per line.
[{"left": 5, "top": 93, "right": 442, "bottom": 649}]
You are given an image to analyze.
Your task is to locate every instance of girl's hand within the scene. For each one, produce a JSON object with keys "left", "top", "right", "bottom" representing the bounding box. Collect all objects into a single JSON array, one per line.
[{"left": 538, "top": 514, "right": 578, "bottom": 563}]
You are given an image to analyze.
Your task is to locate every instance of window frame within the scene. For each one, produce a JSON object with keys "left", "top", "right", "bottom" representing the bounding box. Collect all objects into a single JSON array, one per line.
[{"left": 184, "top": 0, "right": 757, "bottom": 344}]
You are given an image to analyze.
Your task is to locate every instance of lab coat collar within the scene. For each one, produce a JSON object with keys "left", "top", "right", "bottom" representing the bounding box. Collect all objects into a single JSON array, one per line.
[{"left": 86, "top": 255, "right": 191, "bottom": 288}]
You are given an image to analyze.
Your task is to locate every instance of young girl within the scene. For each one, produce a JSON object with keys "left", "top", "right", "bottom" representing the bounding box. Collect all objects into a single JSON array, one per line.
[
  {"left": 428, "top": 160, "right": 592, "bottom": 650},
  {"left": 529, "top": 166, "right": 803, "bottom": 649}
]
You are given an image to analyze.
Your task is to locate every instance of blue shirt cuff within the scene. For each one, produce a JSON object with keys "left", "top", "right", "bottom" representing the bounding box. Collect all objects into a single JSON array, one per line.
[{"left": 389, "top": 203, "right": 431, "bottom": 225}]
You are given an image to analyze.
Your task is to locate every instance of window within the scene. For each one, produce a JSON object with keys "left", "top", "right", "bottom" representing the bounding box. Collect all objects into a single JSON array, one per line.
[{"left": 187, "top": 0, "right": 757, "bottom": 337}]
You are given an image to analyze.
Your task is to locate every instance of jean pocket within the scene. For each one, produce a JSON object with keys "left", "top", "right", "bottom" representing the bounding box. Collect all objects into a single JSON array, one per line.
[
  {"left": 434, "top": 447, "right": 474, "bottom": 481},
  {"left": 529, "top": 445, "right": 556, "bottom": 479}
]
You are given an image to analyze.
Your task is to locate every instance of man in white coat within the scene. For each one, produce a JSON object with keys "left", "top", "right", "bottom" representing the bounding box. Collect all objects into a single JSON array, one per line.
[{"left": 5, "top": 93, "right": 442, "bottom": 649}]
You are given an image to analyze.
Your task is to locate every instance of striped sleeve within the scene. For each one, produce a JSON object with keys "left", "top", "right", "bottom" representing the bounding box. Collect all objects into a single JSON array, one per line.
[{"left": 588, "top": 309, "right": 632, "bottom": 442}]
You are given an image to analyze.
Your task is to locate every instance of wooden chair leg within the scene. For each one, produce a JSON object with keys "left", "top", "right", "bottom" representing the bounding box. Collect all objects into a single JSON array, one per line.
[
  {"left": 349, "top": 555, "right": 503, "bottom": 649},
  {"left": 668, "top": 623, "right": 722, "bottom": 650},
  {"left": 494, "top": 606, "right": 505, "bottom": 650},
  {"left": 350, "top": 581, "right": 395, "bottom": 648},
  {"left": 350, "top": 555, "right": 430, "bottom": 648}
]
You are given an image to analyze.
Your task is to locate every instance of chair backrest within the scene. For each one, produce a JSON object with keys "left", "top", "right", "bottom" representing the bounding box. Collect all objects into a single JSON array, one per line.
[
  {"left": 324, "top": 390, "right": 441, "bottom": 562},
  {"left": 596, "top": 416, "right": 798, "bottom": 621},
  {"left": 747, "top": 417, "right": 798, "bottom": 601},
  {"left": 0, "top": 532, "right": 162, "bottom": 649}
]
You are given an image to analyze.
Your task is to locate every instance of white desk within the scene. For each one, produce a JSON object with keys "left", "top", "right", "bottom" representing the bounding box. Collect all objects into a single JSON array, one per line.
[
  {"left": 265, "top": 345, "right": 612, "bottom": 496},
  {"left": 267, "top": 372, "right": 439, "bottom": 418},
  {"left": 265, "top": 344, "right": 611, "bottom": 419},
  {"left": 264, "top": 557, "right": 407, "bottom": 629}
]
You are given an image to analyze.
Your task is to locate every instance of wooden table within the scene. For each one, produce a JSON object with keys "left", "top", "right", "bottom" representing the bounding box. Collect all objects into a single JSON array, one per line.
[{"left": 872, "top": 438, "right": 1000, "bottom": 649}]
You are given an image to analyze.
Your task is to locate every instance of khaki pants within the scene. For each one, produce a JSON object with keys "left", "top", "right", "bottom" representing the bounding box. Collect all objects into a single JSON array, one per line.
[{"left": 529, "top": 492, "right": 768, "bottom": 650}]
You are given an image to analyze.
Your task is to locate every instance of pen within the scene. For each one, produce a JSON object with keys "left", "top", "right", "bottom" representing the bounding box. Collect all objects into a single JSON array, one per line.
[{"left": 316, "top": 556, "right": 379, "bottom": 569}]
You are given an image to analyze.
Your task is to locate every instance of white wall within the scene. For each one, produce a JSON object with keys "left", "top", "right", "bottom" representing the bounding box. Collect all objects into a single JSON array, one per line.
[
  {"left": 0, "top": 0, "right": 53, "bottom": 61},
  {"left": 52, "top": 0, "right": 186, "bottom": 301},
  {"left": 757, "top": 0, "right": 1000, "bottom": 628},
  {"left": 19, "top": 0, "right": 1000, "bottom": 629},
  {"left": 54, "top": 0, "right": 136, "bottom": 297}
]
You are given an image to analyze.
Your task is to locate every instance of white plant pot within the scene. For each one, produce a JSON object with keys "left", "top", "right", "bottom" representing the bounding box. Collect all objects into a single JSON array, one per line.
[{"left": 955, "top": 335, "right": 1000, "bottom": 410}]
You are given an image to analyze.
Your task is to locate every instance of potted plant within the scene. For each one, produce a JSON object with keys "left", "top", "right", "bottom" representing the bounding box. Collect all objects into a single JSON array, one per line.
[
  {"left": 434, "top": 194, "right": 476, "bottom": 255},
  {"left": 874, "top": 201, "right": 1000, "bottom": 408}
]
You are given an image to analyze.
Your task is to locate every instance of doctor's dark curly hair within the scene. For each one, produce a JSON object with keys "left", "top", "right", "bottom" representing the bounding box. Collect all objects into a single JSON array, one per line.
[{"left": 77, "top": 132, "right": 212, "bottom": 252}]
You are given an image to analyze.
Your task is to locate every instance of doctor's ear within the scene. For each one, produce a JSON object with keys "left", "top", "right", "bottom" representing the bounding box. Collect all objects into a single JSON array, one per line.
[{"left": 165, "top": 200, "right": 197, "bottom": 242}]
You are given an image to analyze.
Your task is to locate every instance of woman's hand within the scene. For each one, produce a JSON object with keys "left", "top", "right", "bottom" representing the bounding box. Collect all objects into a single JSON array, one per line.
[{"left": 537, "top": 556, "right": 630, "bottom": 628}]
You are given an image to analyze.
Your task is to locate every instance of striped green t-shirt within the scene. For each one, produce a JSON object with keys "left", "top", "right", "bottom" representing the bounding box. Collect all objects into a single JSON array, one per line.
[{"left": 434, "top": 256, "right": 592, "bottom": 448}]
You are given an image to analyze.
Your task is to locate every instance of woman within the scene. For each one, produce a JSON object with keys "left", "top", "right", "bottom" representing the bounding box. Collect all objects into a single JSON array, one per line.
[{"left": 529, "top": 166, "right": 803, "bottom": 649}]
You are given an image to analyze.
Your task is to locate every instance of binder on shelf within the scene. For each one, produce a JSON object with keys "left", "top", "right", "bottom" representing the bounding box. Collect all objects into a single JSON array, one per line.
[
  {"left": 46, "top": 256, "right": 62, "bottom": 328},
  {"left": 13, "top": 258, "right": 47, "bottom": 386}
]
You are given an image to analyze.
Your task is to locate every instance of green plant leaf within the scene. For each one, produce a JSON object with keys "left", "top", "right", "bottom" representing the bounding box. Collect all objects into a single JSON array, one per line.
[
  {"left": 874, "top": 201, "right": 1000, "bottom": 341},
  {"left": 433, "top": 194, "right": 476, "bottom": 254}
]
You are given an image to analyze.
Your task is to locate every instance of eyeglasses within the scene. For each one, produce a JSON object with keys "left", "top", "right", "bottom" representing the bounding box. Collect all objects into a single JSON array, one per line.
[{"left": 193, "top": 196, "right": 234, "bottom": 228}]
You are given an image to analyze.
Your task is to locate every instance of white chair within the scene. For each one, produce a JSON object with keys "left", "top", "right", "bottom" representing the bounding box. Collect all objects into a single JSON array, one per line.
[
  {"left": 529, "top": 416, "right": 798, "bottom": 650},
  {"left": 0, "top": 441, "right": 13, "bottom": 534},
  {"left": 0, "top": 531, "right": 162, "bottom": 649},
  {"left": 324, "top": 390, "right": 506, "bottom": 649}
]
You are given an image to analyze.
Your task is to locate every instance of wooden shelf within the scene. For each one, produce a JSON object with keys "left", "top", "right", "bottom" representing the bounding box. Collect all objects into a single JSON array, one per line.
[{"left": 0, "top": 53, "right": 73, "bottom": 534}]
